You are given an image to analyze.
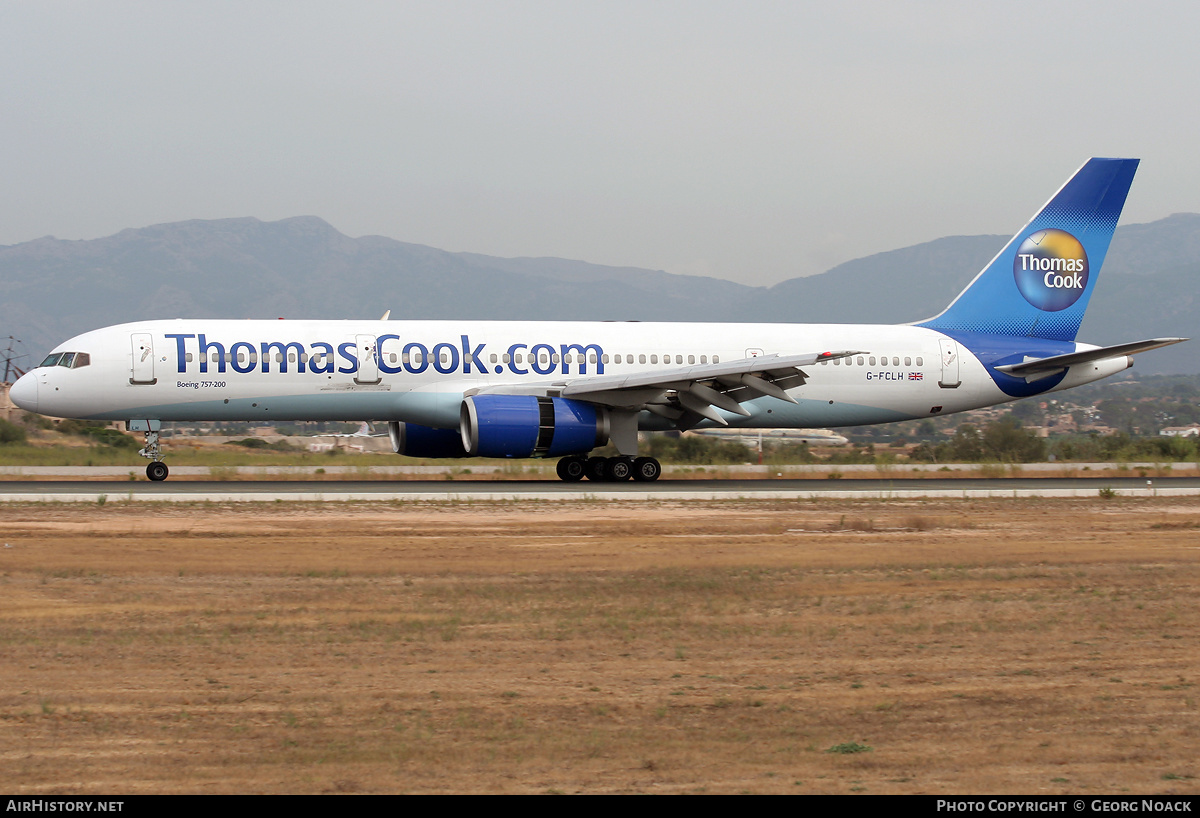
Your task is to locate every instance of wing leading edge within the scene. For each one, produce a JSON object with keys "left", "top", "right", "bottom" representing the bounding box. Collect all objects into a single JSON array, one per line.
[{"left": 468, "top": 350, "right": 864, "bottom": 429}]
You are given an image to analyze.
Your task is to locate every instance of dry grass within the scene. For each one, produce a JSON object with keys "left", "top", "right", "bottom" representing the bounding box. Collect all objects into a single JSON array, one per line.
[{"left": 1, "top": 498, "right": 1198, "bottom": 794}]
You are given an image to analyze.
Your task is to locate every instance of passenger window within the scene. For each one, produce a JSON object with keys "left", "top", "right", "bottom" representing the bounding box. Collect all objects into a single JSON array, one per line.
[
  {"left": 905, "top": 357, "right": 911, "bottom": 367},
  {"left": 552, "top": 353, "right": 560, "bottom": 364},
  {"left": 490, "top": 354, "right": 498, "bottom": 364},
  {"left": 892, "top": 357, "right": 899, "bottom": 366},
  {"left": 501, "top": 353, "right": 510, "bottom": 364},
  {"left": 688, "top": 355, "right": 695, "bottom": 365},
  {"left": 602, "top": 354, "right": 610, "bottom": 364},
  {"left": 869, "top": 356, "right": 876, "bottom": 366},
  {"left": 857, "top": 357, "right": 864, "bottom": 366},
  {"left": 650, "top": 355, "right": 658, "bottom": 364},
  {"left": 590, "top": 354, "right": 598, "bottom": 364},
  {"left": 185, "top": 353, "right": 194, "bottom": 363},
  {"left": 212, "top": 353, "right": 220, "bottom": 363},
  {"left": 713, "top": 355, "right": 719, "bottom": 364},
  {"left": 834, "top": 358, "right": 840, "bottom": 365},
  {"left": 700, "top": 355, "right": 707, "bottom": 364},
  {"left": 916, "top": 357, "right": 923, "bottom": 366},
  {"left": 639, "top": 354, "right": 647, "bottom": 364},
  {"left": 237, "top": 353, "right": 246, "bottom": 364}
]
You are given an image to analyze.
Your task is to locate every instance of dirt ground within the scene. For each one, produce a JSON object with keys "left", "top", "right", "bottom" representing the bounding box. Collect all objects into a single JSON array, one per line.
[{"left": 1, "top": 497, "right": 1198, "bottom": 794}]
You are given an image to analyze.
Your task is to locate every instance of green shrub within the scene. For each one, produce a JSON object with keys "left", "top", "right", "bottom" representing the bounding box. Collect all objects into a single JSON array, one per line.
[{"left": 0, "top": 418, "right": 27, "bottom": 444}]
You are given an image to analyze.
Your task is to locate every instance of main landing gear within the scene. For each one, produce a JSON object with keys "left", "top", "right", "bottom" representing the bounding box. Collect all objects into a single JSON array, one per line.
[
  {"left": 556, "top": 455, "right": 662, "bottom": 482},
  {"left": 138, "top": 429, "right": 170, "bottom": 481}
]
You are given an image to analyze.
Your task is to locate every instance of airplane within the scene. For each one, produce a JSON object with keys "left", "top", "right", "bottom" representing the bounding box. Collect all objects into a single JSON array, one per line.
[
  {"left": 323, "top": 421, "right": 384, "bottom": 438},
  {"left": 691, "top": 428, "right": 851, "bottom": 446},
  {"left": 8, "top": 158, "right": 1186, "bottom": 483},
  {"left": 305, "top": 421, "right": 387, "bottom": 453}
]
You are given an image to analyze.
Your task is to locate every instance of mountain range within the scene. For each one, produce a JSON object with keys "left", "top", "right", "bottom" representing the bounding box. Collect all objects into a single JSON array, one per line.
[{"left": 2, "top": 213, "right": 1196, "bottom": 374}]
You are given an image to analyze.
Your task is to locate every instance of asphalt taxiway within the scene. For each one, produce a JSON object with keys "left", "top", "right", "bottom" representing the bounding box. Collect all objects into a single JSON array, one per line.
[{"left": 1, "top": 476, "right": 1198, "bottom": 502}]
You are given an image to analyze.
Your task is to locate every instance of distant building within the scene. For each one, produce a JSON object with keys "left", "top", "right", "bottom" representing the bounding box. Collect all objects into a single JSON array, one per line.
[
  {"left": 0, "top": 382, "right": 17, "bottom": 422},
  {"left": 1159, "top": 424, "right": 1200, "bottom": 438}
]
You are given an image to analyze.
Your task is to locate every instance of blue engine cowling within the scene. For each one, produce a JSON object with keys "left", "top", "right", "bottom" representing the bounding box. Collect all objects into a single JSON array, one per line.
[
  {"left": 460, "top": 395, "right": 609, "bottom": 458},
  {"left": 388, "top": 421, "right": 468, "bottom": 458}
]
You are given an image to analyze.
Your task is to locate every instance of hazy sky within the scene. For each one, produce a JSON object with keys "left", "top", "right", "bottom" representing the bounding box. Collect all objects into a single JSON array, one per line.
[{"left": 3, "top": 1, "right": 1198, "bottom": 286}]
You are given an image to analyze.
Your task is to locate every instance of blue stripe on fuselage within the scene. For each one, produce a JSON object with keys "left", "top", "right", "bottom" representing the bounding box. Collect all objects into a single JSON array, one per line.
[{"left": 944, "top": 331, "right": 1073, "bottom": 397}]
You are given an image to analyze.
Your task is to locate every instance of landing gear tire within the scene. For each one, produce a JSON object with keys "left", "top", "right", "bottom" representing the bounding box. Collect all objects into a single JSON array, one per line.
[
  {"left": 632, "top": 457, "right": 662, "bottom": 482},
  {"left": 556, "top": 456, "right": 587, "bottom": 482},
  {"left": 608, "top": 457, "right": 634, "bottom": 481},
  {"left": 584, "top": 456, "right": 610, "bottom": 482},
  {"left": 138, "top": 428, "right": 168, "bottom": 481}
]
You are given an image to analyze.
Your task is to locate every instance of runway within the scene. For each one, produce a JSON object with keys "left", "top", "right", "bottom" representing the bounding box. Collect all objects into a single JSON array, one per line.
[{"left": 2, "top": 476, "right": 1198, "bottom": 502}]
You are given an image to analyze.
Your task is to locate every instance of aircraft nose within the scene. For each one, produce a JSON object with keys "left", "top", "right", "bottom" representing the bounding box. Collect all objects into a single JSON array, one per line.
[{"left": 9, "top": 372, "right": 38, "bottom": 413}]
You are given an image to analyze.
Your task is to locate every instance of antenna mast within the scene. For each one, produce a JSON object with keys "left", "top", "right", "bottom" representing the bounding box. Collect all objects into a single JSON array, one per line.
[{"left": 1, "top": 336, "right": 29, "bottom": 383}]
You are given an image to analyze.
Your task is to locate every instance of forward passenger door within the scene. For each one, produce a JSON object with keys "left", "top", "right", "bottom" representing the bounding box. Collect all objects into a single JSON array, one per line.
[{"left": 130, "top": 333, "right": 155, "bottom": 384}]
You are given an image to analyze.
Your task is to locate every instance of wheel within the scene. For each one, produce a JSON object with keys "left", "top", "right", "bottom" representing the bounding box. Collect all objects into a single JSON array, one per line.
[
  {"left": 631, "top": 457, "right": 661, "bottom": 482},
  {"left": 584, "top": 456, "right": 609, "bottom": 481},
  {"left": 556, "top": 456, "right": 586, "bottom": 482},
  {"left": 146, "top": 461, "right": 169, "bottom": 482},
  {"left": 608, "top": 456, "right": 633, "bottom": 481}
]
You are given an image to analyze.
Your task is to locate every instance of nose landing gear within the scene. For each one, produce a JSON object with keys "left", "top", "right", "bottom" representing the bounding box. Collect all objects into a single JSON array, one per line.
[{"left": 131, "top": 422, "right": 169, "bottom": 481}]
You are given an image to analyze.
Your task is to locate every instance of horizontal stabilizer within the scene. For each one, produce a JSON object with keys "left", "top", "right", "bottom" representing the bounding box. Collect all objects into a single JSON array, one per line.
[{"left": 994, "top": 338, "right": 1187, "bottom": 379}]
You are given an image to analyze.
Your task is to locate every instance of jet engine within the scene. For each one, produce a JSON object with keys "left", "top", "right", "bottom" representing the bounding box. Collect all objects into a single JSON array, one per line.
[
  {"left": 459, "top": 395, "right": 609, "bottom": 458},
  {"left": 388, "top": 421, "right": 468, "bottom": 458}
]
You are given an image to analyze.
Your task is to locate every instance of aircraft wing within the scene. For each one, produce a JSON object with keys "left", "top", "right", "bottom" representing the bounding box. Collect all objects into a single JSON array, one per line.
[
  {"left": 468, "top": 350, "right": 864, "bottom": 429},
  {"left": 994, "top": 338, "right": 1187, "bottom": 381}
]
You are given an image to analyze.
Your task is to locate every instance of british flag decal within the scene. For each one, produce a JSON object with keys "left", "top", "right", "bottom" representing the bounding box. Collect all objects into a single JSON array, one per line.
[{"left": 909, "top": 372, "right": 924, "bottom": 381}]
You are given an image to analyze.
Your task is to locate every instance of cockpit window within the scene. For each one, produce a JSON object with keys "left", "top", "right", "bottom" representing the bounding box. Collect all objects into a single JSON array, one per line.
[{"left": 38, "top": 351, "right": 90, "bottom": 369}]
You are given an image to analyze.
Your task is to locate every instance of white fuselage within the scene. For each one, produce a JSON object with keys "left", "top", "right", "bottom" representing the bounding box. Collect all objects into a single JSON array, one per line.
[{"left": 12, "top": 319, "right": 1130, "bottom": 430}]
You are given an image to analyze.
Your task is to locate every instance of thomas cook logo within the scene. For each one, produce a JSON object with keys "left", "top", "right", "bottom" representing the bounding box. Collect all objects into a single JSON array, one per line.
[{"left": 1013, "top": 229, "right": 1089, "bottom": 311}]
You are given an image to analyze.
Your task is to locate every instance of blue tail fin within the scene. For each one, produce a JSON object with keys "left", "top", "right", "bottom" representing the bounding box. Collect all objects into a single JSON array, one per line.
[{"left": 918, "top": 158, "right": 1139, "bottom": 341}]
